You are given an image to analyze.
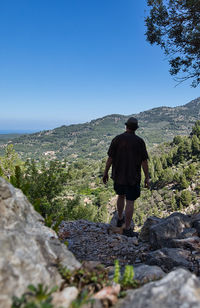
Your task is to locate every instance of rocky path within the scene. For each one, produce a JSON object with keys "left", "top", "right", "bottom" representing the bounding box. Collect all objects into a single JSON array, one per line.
[
  {"left": 59, "top": 219, "right": 146, "bottom": 266},
  {"left": 2, "top": 177, "right": 200, "bottom": 308},
  {"left": 59, "top": 211, "right": 200, "bottom": 275}
]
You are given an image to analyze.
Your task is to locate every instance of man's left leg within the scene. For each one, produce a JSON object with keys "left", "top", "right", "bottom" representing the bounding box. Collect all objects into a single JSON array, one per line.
[{"left": 123, "top": 198, "right": 138, "bottom": 237}]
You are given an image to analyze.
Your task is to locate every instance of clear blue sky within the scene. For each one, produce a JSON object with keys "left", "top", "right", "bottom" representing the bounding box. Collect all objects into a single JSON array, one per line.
[{"left": 0, "top": 0, "right": 199, "bottom": 131}]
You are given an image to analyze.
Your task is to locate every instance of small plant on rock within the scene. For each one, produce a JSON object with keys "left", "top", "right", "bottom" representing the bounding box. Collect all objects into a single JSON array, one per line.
[
  {"left": 113, "top": 260, "right": 139, "bottom": 290},
  {"left": 11, "top": 284, "right": 58, "bottom": 308}
]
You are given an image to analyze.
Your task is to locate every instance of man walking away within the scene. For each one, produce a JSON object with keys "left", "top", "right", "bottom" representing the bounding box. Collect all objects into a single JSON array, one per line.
[{"left": 103, "top": 117, "right": 149, "bottom": 237}]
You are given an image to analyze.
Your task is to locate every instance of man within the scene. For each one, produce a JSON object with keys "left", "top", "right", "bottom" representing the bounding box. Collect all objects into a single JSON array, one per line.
[{"left": 103, "top": 117, "right": 149, "bottom": 237}]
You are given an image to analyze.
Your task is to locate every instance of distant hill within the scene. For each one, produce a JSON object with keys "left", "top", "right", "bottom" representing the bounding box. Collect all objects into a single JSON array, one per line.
[{"left": 1, "top": 97, "right": 200, "bottom": 161}]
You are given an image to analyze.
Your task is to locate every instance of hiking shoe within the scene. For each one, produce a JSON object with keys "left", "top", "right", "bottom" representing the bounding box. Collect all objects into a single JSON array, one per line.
[
  {"left": 123, "top": 228, "right": 138, "bottom": 238},
  {"left": 117, "top": 216, "right": 125, "bottom": 227}
]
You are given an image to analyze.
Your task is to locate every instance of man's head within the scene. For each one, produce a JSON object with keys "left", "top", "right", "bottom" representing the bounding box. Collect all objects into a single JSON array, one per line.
[{"left": 125, "top": 117, "right": 139, "bottom": 131}]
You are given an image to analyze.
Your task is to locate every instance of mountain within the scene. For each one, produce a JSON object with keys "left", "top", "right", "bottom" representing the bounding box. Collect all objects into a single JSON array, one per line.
[{"left": 1, "top": 97, "right": 200, "bottom": 160}]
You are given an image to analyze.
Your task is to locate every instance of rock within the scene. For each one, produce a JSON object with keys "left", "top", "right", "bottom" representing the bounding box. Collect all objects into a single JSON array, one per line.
[
  {"left": 59, "top": 219, "right": 139, "bottom": 266},
  {"left": 170, "top": 237, "right": 200, "bottom": 252},
  {"left": 52, "top": 287, "right": 79, "bottom": 308},
  {"left": 139, "top": 216, "right": 162, "bottom": 242},
  {"left": 115, "top": 268, "right": 200, "bottom": 308},
  {"left": 145, "top": 248, "right": 193, "bottom": 271},
  {"left": 92, "top": 283, "right": 121, "bottom": 305},
  {"left": 0, "top": 178, "right": 80, "bottom": 308},
  {"left": 134, "top": 264, "right": 165, "bottom": 284},
  {"left": 191, "top": 212, "right": 200, "bottom": 223},
  {"left": 193, "top": 221, "right": 200, "bottom": 236},
  {"left": 179, "top": 228, "right": 197, "bottom": 238},
  {"left": 149, "top": 213, "right": 191, "bottom": 249}
]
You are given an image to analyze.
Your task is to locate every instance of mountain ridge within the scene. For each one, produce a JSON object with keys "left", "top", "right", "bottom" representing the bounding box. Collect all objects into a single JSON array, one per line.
[{"left": 1, "top": 97, "right": 200, "bottom": 160}]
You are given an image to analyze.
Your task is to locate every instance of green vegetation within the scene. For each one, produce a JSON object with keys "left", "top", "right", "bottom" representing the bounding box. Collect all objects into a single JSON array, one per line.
[
  {"left": 145, "top": 0, "right": 200, "bottom": 87},
  {"left": 0, "top": 121, "right": 200, "bottom": 231},
  {"left": 113, "top": 260, "right": 138, "bottom": 289},
  {"left": 12, "top": 284, "right": 58, "bottom": 308}
]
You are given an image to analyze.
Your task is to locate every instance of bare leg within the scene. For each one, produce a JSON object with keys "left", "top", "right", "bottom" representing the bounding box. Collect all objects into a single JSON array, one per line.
[
  {"left": 117, "top": 195, "right": 125, "bottom": 220},
  {"left": 125, "top": 200, "right": 134, "bottom": 229}
]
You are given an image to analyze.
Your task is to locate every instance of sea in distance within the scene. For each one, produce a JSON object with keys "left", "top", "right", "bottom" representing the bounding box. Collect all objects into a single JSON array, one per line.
[{"left": 0, "top": 130, "right": 39, "bottom": 134}]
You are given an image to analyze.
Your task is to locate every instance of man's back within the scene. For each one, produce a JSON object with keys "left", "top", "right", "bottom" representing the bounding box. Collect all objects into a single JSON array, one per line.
[{"left": 108, "top": 131, "right": 148, "bottom": 185}]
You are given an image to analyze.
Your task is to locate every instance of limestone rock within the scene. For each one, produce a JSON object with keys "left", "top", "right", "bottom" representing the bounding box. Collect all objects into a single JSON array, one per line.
[
  {"left": 0, "top": 178, "right": 80, "bottom": 308},
  {"left": 115, "top": 268, "right": 200, "bottom": 308},
  {"left": 193, "top": 220, "right": 200, "bottom": 236},
  {"left": 52, "top": 287, "right": 79, "bottom": 308},
  {"left": 145, "top": 248, "right": 193, "bottom": 271},
  {"left": 149, "top": 212, "right": 192, "bottom": 249},
  {"left": 139, "top": 216, "right": 162, "bottom": 242},
  {"left": 134, "top": 264, "right": 165, "bottom": 284},
  {"left": 170, "top": 236, "right": 200, "bottom": 252}
]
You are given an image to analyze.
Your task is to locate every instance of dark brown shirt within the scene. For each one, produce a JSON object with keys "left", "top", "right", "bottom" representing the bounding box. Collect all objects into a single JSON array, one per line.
[{"left": 107, "top": 131, "right": 148, "bottom": 185}]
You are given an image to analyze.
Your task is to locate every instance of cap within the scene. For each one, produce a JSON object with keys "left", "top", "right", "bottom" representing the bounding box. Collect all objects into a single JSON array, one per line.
[{"left": 125, "top": 117, "right": 139, "bottom": 129}]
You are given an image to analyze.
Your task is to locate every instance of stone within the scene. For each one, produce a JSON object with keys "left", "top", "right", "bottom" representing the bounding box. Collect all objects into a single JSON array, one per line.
[
  {"left": 179, "top": 228, "right": 197, "bottom": 238},
  {"left": 193, "top": 220, "right": 200, "bottom": 236},
  {"left": 115, "top": 268, "right": 200, "bottom": 308},
  {"left": 170, "top": 237, "right": 200, "bottom": 252},
  {"left": 145, "top": 248, "right": 193, "bottom": 272},
  {"left": 139, "top": 216, "right": 162, "bottom": 242},
  {"left": 52, "top": 286, "right": 79, "bottom": 308},
  {"left": 149, "top": 213, "right": 192, "bottom": 249},
  {"left": 92, "top": 283, "right": 121, "bottom": 305},
  {"left": 0, "top": 178, "right": 80, "bottom": 308},
  {"left": 134, "top": 264, "right": 165, "bottom": 284}
]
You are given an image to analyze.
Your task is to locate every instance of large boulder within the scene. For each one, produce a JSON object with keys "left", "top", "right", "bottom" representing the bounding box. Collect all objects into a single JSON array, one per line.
[
  {"left": 0, "top": 177, "right": 80, "bottom": 308},
  {"left": 115, "top": 268, "right": 200, "bottom": 308},
  {"left": 139, "top": 216, "right": 162, "bottom": 241},
  {"left": 145, "top": 247, "right": 193, "bottom": 272},
  {"left": 149, "top": 213, "right": 191, "bottom": 249}
]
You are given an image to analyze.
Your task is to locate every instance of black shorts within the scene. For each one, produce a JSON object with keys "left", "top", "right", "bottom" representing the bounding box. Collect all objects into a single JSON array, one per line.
[{"left": 114, "top": 182, "right": 140, "bottom": 201}]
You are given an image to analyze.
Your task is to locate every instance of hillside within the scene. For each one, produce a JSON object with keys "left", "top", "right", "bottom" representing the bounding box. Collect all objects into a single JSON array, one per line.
[{"left": 1, "top": 97, "right": 200, "bottom": 160}]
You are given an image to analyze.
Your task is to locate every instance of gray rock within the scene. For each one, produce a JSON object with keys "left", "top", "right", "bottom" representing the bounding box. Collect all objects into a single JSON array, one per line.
[
  {"left": 145, "top": 248, "right": 193, "bottom": 271},
  {"left": 52, "top": 286, "right": 79, "bottom": 308},
  {"left": 170, "top": 237, "right": 200, "bottom": 252},
  {"left": 0, "top": 178, "right": 80, "bottom": 308},
  {"left": 134, "top": 264, "right": 165, "bottom": 283},
  {"left": 165, "top": 212, "right": 191, "bottom": 226},
  {"left": 149, "top": 213, "right": 191, "bottom": 249},
  {"left": 193, "top": 221, "right": 200, "bottom": 236},
  {"left": 179, "top": 228, "right": 197, "bottom": 238},
  {"left": 139, "top": 216, "right": 162, "bottom": 242},
  {"left": 115, "top": 268, "right": 200, "bottom": 308}
]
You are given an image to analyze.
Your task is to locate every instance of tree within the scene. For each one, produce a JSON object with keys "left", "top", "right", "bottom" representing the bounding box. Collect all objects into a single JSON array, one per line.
[
  {"left": 180, "top": 190, "right": 192, "bottom": 206},
  {"left": 145, "top": 0, "right": 200, "bottom": 87},
  {"left": 191, "top": 120, "right": 200, "bottom": 138}
]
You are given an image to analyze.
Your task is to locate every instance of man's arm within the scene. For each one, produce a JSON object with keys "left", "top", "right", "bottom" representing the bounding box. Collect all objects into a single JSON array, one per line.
[
  {"left": 142, "top": 159, "right": 150, "bottom": 188},
  {"left": 103, "top": 157, "right": 112, "bottom": 184}
]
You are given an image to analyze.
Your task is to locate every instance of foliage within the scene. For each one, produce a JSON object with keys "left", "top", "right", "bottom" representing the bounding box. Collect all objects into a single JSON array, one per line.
[
  {"left": 11, "top": 284, "right": 58, "bottom": 308},
  {"left": 70, "top": 291, "right": 91, "bottom": 308},
  {"left": 145, "top": 0, "right": 200, "bottom": 87},
  {"left": 0, "top": 144, "right": 23, "bottom": 180},
  {"left": 58, "top": 264, "right": 109, "bottom": 293},
  {"left": 113, "top": 260, "right": 138, "bottom": 289},
  {"left": 113, "top": 260, "right": 120, "bottom": 284}
]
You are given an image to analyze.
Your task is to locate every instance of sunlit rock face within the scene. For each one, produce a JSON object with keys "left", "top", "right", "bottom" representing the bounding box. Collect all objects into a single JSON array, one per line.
[{"left": 0, "top": 177, "right": 80, "bottom": 308}]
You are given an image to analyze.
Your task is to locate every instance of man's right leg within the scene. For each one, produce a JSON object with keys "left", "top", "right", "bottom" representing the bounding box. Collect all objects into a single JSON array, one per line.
[{"left": 117, "top": 195, "right": 125, "bottom": 220}]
